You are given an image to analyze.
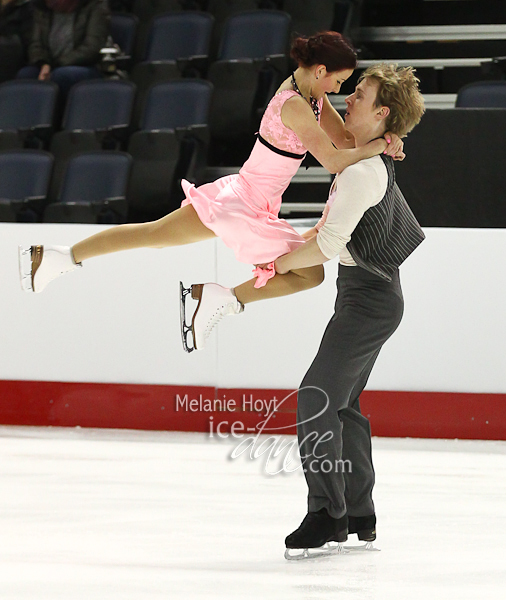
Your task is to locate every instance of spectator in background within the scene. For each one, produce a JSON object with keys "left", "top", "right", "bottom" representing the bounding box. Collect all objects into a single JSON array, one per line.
[
  {"left": 16, "top": 0, "right": 109, "bottom": 96},
  {"left": 0, "top": 0, "right": 34, "bottom": 83}
]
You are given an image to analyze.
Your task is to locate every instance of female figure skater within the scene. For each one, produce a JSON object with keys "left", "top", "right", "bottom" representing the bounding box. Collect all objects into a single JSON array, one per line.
[{"left": 19, "top": 31, "right": 404, "bottom": 350}]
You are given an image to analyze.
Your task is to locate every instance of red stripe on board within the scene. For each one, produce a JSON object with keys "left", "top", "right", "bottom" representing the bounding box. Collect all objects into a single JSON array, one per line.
[
  {"left": 359, "top": 390, "right": 506, "bottom": 440},
  {"left": 0, "top": 380, "right": 215, "bottom": 432},
  {"left": 0, "top": 380, "right": 505, "bottom": 440}
]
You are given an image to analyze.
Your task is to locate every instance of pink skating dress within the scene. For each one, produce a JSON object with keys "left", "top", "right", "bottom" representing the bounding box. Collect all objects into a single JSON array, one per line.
[{"left": 180, "top": 89, "right": 324, "bottom": 287}]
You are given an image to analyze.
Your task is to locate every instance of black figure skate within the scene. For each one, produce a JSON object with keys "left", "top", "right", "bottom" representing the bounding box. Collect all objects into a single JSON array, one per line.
[
  {"left": 284, "top": 509, "right": 349, "bottom": 561},
  {"left": 343, "top": 514, "right": 380, "bottom": 552}
]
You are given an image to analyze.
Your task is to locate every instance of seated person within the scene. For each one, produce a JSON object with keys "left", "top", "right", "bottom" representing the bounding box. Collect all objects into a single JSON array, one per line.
[
  {"left": 0, "top": 0, "right": 34, "bottom": 83},
  {"left": 16, "top": 0, "right": 109, "bottom": 96}
]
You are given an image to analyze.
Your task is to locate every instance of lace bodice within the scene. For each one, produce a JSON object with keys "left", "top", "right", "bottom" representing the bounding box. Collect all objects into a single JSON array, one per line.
[{"left": 259, "top": 89, "right": 324, "bottom": 155}]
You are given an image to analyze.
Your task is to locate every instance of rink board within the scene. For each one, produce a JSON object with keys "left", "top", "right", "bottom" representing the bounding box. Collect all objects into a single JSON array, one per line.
[{"left": 0, "top": 224, "right": 505, "bottom": 439}]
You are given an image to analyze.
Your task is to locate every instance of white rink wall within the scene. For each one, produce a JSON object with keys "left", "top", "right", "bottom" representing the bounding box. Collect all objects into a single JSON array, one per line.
[{"left": 1, "top": 224, "right": 505, "bottom": 394}]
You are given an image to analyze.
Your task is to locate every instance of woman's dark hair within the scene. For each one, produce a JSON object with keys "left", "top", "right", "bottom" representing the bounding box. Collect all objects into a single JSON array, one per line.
[{"left": 290, "top": 31, "right": 357, "bottom": 73}]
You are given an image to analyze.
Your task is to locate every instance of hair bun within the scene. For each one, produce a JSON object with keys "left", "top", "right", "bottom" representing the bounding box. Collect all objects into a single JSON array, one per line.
[{"left": 290, "top": 31, "right": 357, "bottom": 74}]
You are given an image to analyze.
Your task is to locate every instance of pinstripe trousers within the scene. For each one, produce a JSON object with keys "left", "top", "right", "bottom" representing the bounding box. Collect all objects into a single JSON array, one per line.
[{"left": 297, "top": 264, "right": 404, "bottom": 519}]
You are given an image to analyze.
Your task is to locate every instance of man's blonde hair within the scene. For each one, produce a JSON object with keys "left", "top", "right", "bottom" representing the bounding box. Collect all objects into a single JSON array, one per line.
[{"left": 358, "top": 63, "right": 425, "bottom": 137}]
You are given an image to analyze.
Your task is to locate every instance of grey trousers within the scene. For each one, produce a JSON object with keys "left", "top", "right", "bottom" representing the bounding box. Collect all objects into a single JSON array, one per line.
[{"left": 297, "top": 265, "right": 404, "bottom": 519}]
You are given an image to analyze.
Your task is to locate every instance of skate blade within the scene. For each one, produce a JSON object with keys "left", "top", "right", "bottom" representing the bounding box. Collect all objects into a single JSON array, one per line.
[
  {"left": 179, "top": 281, "right": 195, "bottom": 353},
  {"left": 284, "top": 542, "right": 349, "bottom": 561},
  {"left": 189, "top": 283, "right": 204, "bottom": 351},
  {"left": 343, "top": 542, "right": 380, "bottom": 552},
  {"left": 18, "top": 245, "right": 34, "bottom": 292}
]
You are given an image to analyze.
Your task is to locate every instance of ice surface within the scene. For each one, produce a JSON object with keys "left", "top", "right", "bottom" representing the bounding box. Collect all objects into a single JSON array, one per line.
[{"left": 0, "top": 426, "right": 505, "bottom": 600}]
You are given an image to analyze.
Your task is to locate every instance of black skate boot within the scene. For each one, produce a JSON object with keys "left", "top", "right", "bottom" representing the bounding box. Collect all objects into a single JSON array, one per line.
[
  {"left": 347, "top": 514, "right": 376, "bottom": 542},
  {"left": 284, "top": 508, "right": 348, "bottom": 560},
  {"left": 342, "top": 514, "right": 379, "bottom": 552}
]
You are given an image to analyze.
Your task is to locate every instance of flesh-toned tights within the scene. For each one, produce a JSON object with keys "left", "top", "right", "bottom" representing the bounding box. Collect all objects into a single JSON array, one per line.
[{"left": 71, "top": 204, "right": 324, "bottom": 304}]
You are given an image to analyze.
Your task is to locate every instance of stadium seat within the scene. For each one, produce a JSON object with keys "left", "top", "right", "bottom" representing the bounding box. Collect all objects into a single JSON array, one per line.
[
  {"left": 0, "top": 35, "right": 25, "bottom": 84},
  {"left": 128, "top": 80, "right": 213, "bottom": 220},
  {"left": 208, "top": 10, "right": 291, "bottom": 141},
  {"left": 206, "top": 0, "right": 259, "bottom": 59},
  {"left": 139, "top": 79, "right": 213, "bottom": 185},
  {"left": 217, "top": 10, "right": 290, "bottom": 61},
  {"left": 131, "top": 12, "right": 214, "bottom": 125},
  {"left": 456, "top": 80, "right": 506, "bottom": 108},
  {"left": 48, "top": 80, "right": 136, "bottom": 204},
  {"left": 127, "top": 131, "right": 181, "bottom": 221},
  {"left": 132, "top": 1, "right": 206, "bottom": 60},
  {"left": 110, "top": 12, "right": 139, "bottom": 67},
  {"left": 144, "top": 12, "right": 214, "bottom": 63},
  {"left": 0, "top": 150, "right": 53, "bottom": 222},
  {"left": 207, "top": 0, "right": 258, "bottom": 18},
  {"left": 43, "top": 152, "right": 132, "bottom": 224},
  {"left": 140, "top": 79, "right": 212, "bottom": 130},
  {"left": 0, "top": 80, "right": 58, "bottom": 151},
  {"left": 132, "top": 11, "right": 214, "bottom": 77},
  {"left": 333, "top": 0, "right": 364, "bottom": 39},
  {"left": 58, "top": 79, "right": 136, "bottom": 145},
  {"left": 283, "top": 0, "right": 336, "bottom": 36},
  {"left": 132, "top": 0, "right": 186, "bottom": 23},
  {"left": 130, "top": 62, "right": 181, "bottom": 127}
]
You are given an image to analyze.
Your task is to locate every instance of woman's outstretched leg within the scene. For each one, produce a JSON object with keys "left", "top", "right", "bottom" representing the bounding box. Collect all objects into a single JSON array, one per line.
[
  {"left": 20, "top": 205, "right": 215, "bottom": 293},
  {"left": 72, "top": 205, "right": 215, "bottom": 263}
]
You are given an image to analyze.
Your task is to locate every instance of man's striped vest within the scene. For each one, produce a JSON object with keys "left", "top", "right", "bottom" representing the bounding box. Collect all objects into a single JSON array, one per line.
[{"left": 347, "top": 154, "right": 425, "bottom": 281}]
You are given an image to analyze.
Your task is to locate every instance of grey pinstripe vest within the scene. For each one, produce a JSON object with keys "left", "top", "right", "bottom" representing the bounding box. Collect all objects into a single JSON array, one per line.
[{"left": 346, "top": 154, "right": 425, "bottom": 282}]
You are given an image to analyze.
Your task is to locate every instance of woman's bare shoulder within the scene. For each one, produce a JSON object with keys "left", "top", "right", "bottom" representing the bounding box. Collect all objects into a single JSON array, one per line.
[{"left": 281, "top": 94, "right": 318, "bottom": 132}]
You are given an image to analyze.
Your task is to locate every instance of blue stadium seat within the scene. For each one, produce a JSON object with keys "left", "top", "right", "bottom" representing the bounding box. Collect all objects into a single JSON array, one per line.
[
  {"left": 110, "top": 13, "right": 139, "bottom": 59},
  {"left": 128, "top": 81, "right": 214, "bottom": 221},
  {"left": 456, "top": 81, "right": 506, "bottom": 108},
  {"left": 0, "top": 80, "right": 58, "bottom": 150},
  {"left": 47, "top": 80, "right": 136, "bottom": 205},
  {"left": 144, "top": 12, "right": 214, "bottom": 62},
  {"left": 0, "top": 150, "right": 53, "bottom": 222},
  {"left": 208, "top": 10, "right": 290, "bottom": 141},
  {"left": 43, "top": 152, "right": 132, "bottom": 224},
  {"left": 283, "top": 0, "right": 337, "bottom": 37},
  {"left": 217, "top": 10, "right": 290, "bottom": 60},
  {"left": 61, "top": 79, "right": 136, "bottom": 140},
  {"left": 206, "top": 0, "right": 260, "bottom": 59},
  {"left": 140, "top": 79, "right": 213, "bottom": 130},
  {"left": 132, "top": 0, "right": 193, "bottom": 62},
  {"left": 131, "top": 12, "right": 214, "bottom": 126},
  {"left": 136, "top": 80, "right": 213, "bottom": 196}
]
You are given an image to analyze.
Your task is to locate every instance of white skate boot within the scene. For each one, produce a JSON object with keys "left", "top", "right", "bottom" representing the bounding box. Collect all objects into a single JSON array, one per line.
[
  {"left": 18, "top": 245, "right": 82, "bottom": 293},
  {"left": 179, "top": 282, "right": 244, "bottom": 352}
]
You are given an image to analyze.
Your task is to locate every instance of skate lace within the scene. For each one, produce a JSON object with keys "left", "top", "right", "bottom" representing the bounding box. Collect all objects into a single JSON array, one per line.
[
  {"left": 203, "top": 298, "right": 243, "bottom": 340},
  {"left": 204, "top": 304, "right": 235, "bottom": 339},
  {"left": 204, "top": 304, "right": 229, "bottom": 339}
]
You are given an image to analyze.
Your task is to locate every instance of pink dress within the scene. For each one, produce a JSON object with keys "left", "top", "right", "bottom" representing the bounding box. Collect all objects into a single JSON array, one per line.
[{"left": 181, "top": 89, "right": 324, "bottom": 287}]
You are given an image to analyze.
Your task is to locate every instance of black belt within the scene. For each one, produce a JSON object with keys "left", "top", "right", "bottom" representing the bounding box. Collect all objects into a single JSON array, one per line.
[{"left": 256, "top": 133, "right": 306, "bottom": 160}]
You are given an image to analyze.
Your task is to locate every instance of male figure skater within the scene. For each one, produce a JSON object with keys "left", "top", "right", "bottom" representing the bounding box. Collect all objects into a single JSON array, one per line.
[{"left": 273, "top": 64, "right": 426, "bottom": 558}]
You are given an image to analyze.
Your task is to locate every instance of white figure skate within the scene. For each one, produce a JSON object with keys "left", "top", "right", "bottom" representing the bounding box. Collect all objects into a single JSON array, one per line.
[
  {"left": 18, "top": 245, "right": 82, "bottom": 293},
  {"left": 179, "top": 282, "right": 244, "bottom": 352}
]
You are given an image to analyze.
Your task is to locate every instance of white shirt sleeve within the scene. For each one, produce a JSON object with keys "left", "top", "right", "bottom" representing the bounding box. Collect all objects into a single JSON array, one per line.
[
  {"left": 316, "top": 159, "right": 387, "bottom": 260},
  {"left": 315, "top": 203, "right": 330, "bottom": 232}
]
